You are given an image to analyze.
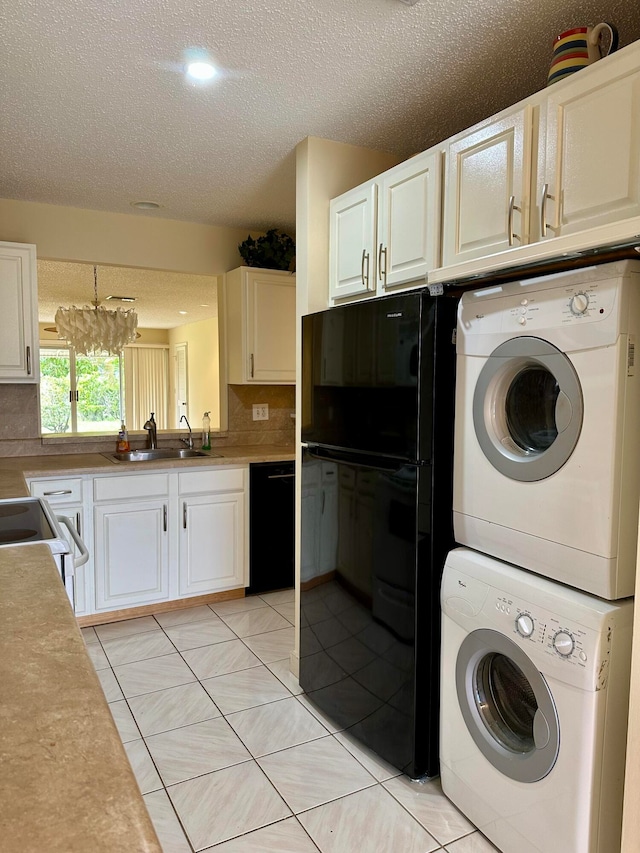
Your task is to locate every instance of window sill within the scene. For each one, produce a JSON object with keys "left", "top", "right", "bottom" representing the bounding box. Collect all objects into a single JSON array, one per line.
[{"left": 41, "top": 430, "right": 229, "bottom": 445}]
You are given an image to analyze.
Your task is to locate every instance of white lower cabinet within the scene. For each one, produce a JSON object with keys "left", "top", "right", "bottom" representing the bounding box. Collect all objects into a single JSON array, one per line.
[
  {"left": 178, "top": 466, "right": 247, "bottom": 596},
  {"left": 58, "top": 503, "right": 90, "bottom": 616},
  {"left": 31, "top": 464, "right": 249, "bottom": 618},
  {"left": 94, "top": 499, "right": 170, "bottom": 611},
  {"left": 28, "top": 477, "right": 91, "bottom": 616},
  {"left": 179, "top": 493, "right": 245, "bottom": 595},
  {"left": 93, "top": 465, "right": 248, "bottom": 614},
  {"left": 301, "top": 459, "right": 339, "bottom": 583}
]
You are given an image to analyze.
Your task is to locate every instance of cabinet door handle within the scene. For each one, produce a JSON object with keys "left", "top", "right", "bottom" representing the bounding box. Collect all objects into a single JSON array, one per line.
[
  {"left": 540, "top": 183, "right": 551, "bottom": 238},
  {"left": 361, "top": 249, "right": 370, "bottom": 289},
  {"left": 378, "top": 243, "right": 387, "bottom": 286},
  {"left": 250, "top": 353, "right": 254, "bottom": 378},
  {"left": 163, "top": 504, "right": 167, "bottom": 532},
  {"left": 183, "top": 502, "right": 187, "bottom": 529},
  {"left": 267, "top": 473, "right": 295, "bottom": 480},
  {"left": 26, "top": 346, "right": 32, "bottom": 375},
  {"left": 76, "top": 511, "right": 81, "bottom": 537},
  {"left": 70, "top": 571, "right": 76, "bottom": 612},
  {"left": 44, "top": 489, "right": 72, "bottom": 496},
  {"left": 508, "top": 196, "right": 521, "bottom": 246}
]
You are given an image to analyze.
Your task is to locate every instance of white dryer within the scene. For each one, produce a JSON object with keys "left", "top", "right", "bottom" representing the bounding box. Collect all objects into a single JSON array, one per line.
[
  {"left": 453, "top": 260, "right": 640, "bottom": 599},
  {"left": 440, "top": 547, "right": 633, "bottom": 853}
]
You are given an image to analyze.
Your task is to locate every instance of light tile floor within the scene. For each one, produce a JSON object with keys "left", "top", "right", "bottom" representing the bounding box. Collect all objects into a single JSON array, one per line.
[{"left": 85, "top": 590, "right": 498, "bottom": 853}]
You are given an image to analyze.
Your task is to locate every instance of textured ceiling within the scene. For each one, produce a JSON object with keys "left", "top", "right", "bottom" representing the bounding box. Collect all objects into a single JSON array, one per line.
[
  {"left": 2, "top": 0, "right": 640, "bottom": 234},
  {"left": 38, "top": 261, "right": 218, "bottom": 329}
]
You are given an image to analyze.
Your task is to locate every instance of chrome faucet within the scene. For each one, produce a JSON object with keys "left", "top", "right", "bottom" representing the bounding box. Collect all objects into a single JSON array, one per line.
[
  {"left": 143, "top": 412, "right": 157, "bottom": 449},
  {"left": 179, "top": 414, "right": 193, "bottom": 449}
]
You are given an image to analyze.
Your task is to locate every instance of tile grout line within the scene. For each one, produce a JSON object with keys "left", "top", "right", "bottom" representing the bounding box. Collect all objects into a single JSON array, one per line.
[{"left": 92, "top": 592, "right": 455, "bottom": 852}]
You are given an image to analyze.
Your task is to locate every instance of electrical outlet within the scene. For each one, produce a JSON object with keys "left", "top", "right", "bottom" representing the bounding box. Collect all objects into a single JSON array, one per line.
[{"left": 252, "top": 403, "right": 269, "bottom": 421}]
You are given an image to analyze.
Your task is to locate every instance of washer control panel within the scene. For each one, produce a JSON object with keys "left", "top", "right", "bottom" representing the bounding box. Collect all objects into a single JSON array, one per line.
[
  {"left": 515, "top": 612, "right": 534, "bottom": 638},
  {"left": 441, "top": 560, "right": 621, "bottom": 690},
  {"left": 493, "top": 592, "right": 594, "bottom": 670}
]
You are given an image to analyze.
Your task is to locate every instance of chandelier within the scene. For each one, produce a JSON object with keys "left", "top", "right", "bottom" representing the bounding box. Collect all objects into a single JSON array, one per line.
[{"left": 55, "top": 266, "right": 138, "bottom": 356}]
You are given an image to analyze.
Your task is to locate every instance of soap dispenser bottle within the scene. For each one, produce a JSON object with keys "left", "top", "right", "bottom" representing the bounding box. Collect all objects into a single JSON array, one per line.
[
  {"left": 116, "top": 420, "right": 130, "bottom": 453},
  {"left": 202, "top": 411, "right": 211, "bottom": 450}
]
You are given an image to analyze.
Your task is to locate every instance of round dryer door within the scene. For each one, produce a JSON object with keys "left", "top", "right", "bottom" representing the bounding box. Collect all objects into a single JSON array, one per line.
[
  {"left": 456, "top": 628, "right": 559, "bottom": 783},
  {"left": 473, "top": 337, "right": 583, "bottom": 481}
]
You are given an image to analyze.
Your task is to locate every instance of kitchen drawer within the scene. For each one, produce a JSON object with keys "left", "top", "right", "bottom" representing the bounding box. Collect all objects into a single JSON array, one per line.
[
  {"left": 93, "top": 472, "right": 169, "bottom": 502},
  {"left": 178, "top": 466, "right": 245, "bottom": 495},
  {"left": 30, "top": 477, "right": 83, "bottom": 504}
]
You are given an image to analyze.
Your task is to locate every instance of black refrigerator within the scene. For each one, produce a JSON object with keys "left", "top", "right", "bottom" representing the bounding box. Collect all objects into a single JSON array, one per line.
[{"left": 300, "top": 290, "right": 458, "bottom": 779}]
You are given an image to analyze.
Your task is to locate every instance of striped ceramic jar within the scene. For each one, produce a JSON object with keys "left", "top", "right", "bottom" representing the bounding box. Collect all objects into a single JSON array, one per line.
[{"left": 547, "top": 23, "right": 618, "bottom": 86}]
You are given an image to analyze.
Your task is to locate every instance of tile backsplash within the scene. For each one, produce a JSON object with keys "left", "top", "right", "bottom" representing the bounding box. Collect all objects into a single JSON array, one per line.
[
  {"left": 0, "top": 383, "right": 295, "bottom": 457},
  {"left": 224, "top": 384, "right": 296, "bottom": 447}
]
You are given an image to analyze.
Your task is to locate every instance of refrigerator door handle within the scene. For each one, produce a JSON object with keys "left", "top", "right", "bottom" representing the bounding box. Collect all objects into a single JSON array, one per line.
[{"left": 305, "top": 444, "right": 409, "bottom": 473}]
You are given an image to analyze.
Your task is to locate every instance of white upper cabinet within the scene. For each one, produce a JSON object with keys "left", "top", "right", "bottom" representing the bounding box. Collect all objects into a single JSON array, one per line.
[
  {"left": 0, "top": 242, "right": 39, "bottom": 382},
  {"left": 225, "top": 267, "right": 296, "bottom": 384},
  {"left": 541, "top": 48, "right": 640, "bottom": 240},
  {"left": 378, "top": 150, "right": 441, "bottom": 289},
  {"left": 329, "top": 182, "right": 377, "bottom": 300},
  {"left": 442, "top": 107, "right": 532, "bottom": 267},
  {"left": 329, "top": 149, "right": 441, "bottom": 302},
  {"left": 330, "top": 41, "right": 640, "bottom": 292}
]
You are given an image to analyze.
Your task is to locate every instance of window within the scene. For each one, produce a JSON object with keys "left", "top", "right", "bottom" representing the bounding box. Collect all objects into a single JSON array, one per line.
[
  {"left": 39, "top": 344, "right": 170, "bottom": 435},
  {"left": 40, "top": 346, "right": 122, "bottom": 434}
]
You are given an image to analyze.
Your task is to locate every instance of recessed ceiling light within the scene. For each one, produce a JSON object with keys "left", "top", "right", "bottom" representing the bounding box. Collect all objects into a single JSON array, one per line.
[
  {"left": 186, "top": 61, "right": 217, "bottom": 81},
  {"left": 200, "top": 303, "right": 210, "bottom": 307},
  {"left": 178, "top": 310, "right": 188, "bottom": 315},
  {"left": 130, "top": 200, "right": 161, "bottom": 210}
]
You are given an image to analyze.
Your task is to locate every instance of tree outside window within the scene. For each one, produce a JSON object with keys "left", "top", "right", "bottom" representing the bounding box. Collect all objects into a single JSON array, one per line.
[{"left": 40, "top": 346, "right": 122, "bottom": 434}]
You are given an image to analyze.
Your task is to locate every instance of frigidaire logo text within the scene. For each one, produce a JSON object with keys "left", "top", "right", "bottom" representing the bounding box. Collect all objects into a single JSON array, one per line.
[{"left": 386, "top": 312, "right": 403, "bottom": 318}]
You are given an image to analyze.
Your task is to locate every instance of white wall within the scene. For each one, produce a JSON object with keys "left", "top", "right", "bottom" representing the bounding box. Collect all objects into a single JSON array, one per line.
[
  {"left": 168, "top": 317, "right": 220, "bottom": 431},
  {"left": 0, "top": 198, "right": 252, "bottom": 274}
]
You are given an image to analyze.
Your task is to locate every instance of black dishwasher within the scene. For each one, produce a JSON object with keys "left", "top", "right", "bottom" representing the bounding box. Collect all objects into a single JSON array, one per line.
[{"left": 247, "top": 461, "right": 295, "bottom": 594}]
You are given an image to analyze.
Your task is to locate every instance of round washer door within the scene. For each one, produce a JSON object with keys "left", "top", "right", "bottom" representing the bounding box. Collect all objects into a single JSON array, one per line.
[
  {"left": 473, "top": 337, "right": 583, "bottom": 482},
  {"left": 455, "top": 628, "right": 559, "bottom": 783}
]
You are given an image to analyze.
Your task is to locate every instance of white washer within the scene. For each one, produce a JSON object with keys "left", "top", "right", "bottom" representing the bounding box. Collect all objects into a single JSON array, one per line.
[
  {"left": 440, "top": 547, "right": 633, "bottom": 853},
  {"left": 453, "top": 259, "right": 640, "bottom": 599}
]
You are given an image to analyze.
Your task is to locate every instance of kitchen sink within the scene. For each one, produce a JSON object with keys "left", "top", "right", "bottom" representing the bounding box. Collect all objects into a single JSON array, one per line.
[{"left": 104, "top": 448, "right": 222, "bottom": 463}]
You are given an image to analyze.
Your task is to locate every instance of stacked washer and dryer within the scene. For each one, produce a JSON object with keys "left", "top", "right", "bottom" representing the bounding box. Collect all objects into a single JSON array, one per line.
[{"left": 440, "top": 261, "right": 640, "bottom": 853}]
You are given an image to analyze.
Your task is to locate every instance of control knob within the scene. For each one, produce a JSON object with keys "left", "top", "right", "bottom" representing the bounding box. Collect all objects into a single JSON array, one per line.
[
  {"left": 570, "top": 292, "right": 589, "bottom": 315},
  {"left": 552, "top": 630, "right": 575, "bottom": 657},
  {"left": 515, "top": 613, "right": 535, "bottom": 638}
]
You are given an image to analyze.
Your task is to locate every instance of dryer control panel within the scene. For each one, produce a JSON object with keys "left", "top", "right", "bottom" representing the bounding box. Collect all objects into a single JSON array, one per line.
[
  {"left": 467, "top": 277, "right": 617, "bottom": 334},
  {"left": 456, "top": 261, "right": 640, "bottom": 356}
]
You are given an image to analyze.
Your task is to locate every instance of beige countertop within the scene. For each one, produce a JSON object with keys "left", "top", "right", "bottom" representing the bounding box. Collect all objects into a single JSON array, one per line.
[
  {"left": 0, "top": 544, "right": 161, "bottom": 852},
  {"left": 0, "top": 443, "right": 295, "bottom": 499},
  {"left": 0, "top": 443, "right": 293, "bottom": 850}
]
